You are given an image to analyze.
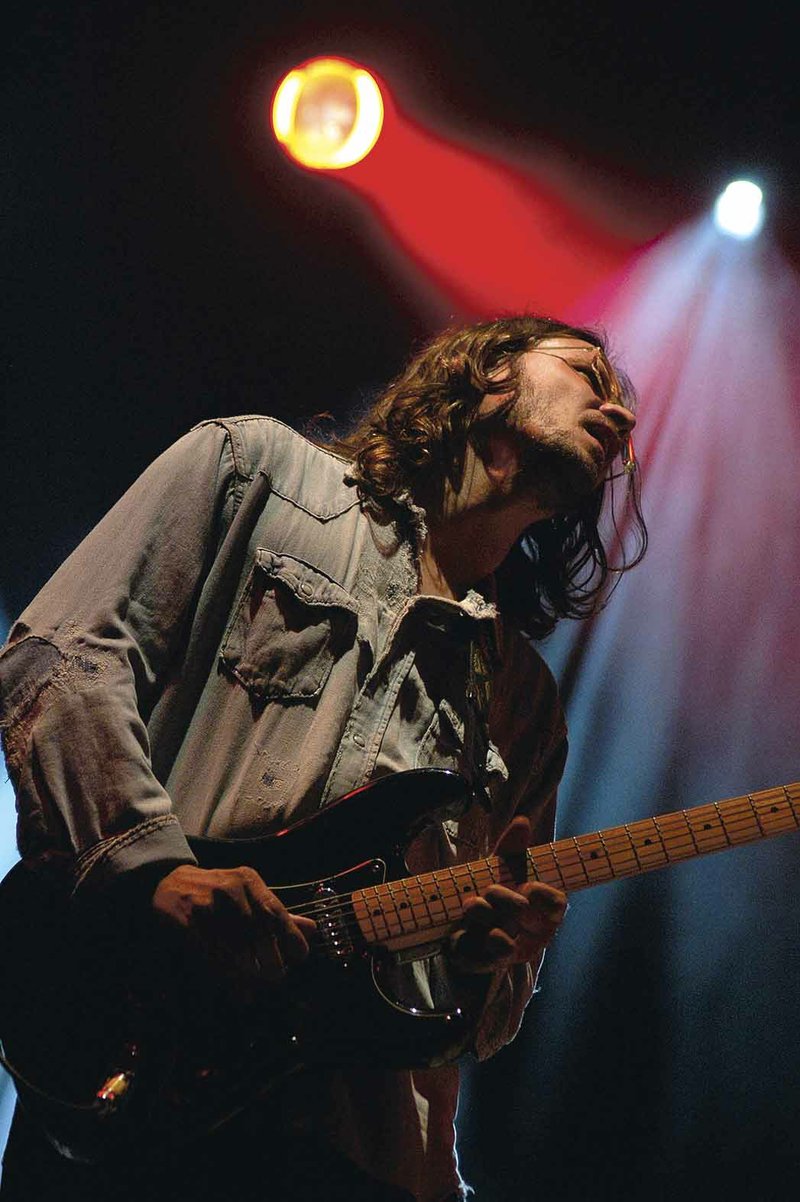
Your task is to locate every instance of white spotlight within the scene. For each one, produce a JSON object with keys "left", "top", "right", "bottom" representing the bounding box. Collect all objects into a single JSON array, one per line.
[{"left": 713, "top": 180, "right": 764, "bottom": 239}]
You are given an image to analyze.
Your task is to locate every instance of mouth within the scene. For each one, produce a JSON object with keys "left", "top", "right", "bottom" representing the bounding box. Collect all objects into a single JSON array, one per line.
[{"left": 583, "top": 419, "right": 620, "bottom": 464}]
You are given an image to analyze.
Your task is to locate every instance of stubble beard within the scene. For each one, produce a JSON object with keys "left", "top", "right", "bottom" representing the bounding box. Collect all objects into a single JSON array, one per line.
[
  {"left": 513, "top": 432, "right": 604, "bottom": 516},
  {"left": 503, "top": 380, "right": 605, "bottom": 515}
]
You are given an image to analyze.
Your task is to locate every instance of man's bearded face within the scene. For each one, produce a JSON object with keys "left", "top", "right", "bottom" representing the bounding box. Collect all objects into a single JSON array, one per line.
[{"left": 494, "top": 337, "right": 636, "bottom": 515}]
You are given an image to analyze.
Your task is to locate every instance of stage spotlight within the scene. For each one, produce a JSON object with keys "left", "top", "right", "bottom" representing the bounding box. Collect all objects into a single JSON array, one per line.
[
  {"left": 713, "top": 180, "right": 764, "bottom": 239},
  {"left": 271, "top": 58, "right": 384, "bottom": 170}
]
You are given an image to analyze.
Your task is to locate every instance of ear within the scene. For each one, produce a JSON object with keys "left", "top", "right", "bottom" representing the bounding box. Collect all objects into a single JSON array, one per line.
[{"left": 481, "top": 429, "right": 521, "bottom": 490}]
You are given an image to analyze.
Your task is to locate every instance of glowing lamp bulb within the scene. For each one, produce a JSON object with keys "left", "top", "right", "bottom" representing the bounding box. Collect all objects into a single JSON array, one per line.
[
  {"left": 271, "top": 58, "right": 384, "bottom": 170},
  {"left": 713, "top": 180, "right": 765, "bottom": 239}
]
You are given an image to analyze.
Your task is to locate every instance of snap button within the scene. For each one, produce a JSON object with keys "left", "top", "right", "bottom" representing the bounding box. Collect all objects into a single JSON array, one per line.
[{"left": 352, "top": 732, "right": 366, "bottom": 748}]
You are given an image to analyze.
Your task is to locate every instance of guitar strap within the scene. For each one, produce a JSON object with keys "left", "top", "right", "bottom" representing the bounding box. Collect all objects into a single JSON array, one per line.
[{"left": 463, "top": 624, "right": 496, "bottom": 812}]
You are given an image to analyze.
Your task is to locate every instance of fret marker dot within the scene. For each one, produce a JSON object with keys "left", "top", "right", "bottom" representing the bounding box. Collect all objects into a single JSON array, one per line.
[
  {"left": 704, "top": 823, "right": 711, "bottom": 830},
  {"left": 644, "top": 838, "right": 652, "bottom": 846},
  {"left": 590, "top": 852, "right": 598, "bottom": 860},
  {"left": 771, "top": 806, "right": 778, "bottom": 813},
  {"left": 399, "top": 902, "right": 408, "bottom": 910}
]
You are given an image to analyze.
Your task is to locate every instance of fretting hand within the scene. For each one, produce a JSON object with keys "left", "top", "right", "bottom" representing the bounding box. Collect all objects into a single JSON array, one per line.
[{"left": 448, "top": 815, "right": 567, "bottom": 974}]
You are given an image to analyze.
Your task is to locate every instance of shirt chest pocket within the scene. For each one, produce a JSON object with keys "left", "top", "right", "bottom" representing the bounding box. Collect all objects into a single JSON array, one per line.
[{"left": 220, "top": 548, "right": 358, "bottom": 700}]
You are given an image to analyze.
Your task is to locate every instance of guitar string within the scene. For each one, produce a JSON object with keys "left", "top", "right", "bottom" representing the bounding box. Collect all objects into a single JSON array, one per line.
[
  {"left": 285, "top": 831, "right": 800, "bottom": 966},
  {"left": 289, "top": 821, "right": 798, "bottom": 936},
  {"left": 292, "top": 798, "right": 800, "bottom": 924},
  {"left": 289, "top": 790, "right": 800, "bottom": 916},
  {"left": 282, "top": 792, "right": 800, "bottom": 936}
]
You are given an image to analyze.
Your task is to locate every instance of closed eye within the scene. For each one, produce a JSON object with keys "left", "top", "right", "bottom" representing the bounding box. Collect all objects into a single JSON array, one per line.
[{"left": 572, "top": 364, "right": 602, "bottom": 394}]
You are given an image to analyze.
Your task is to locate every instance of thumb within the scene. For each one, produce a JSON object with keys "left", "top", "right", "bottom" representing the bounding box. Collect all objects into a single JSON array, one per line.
[{"left": 494, "top": 814, "right": 532, "bottom": 857}]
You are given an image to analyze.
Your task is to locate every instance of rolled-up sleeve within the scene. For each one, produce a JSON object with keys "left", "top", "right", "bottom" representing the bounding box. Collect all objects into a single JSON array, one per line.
[{"left": 0, "top": 422, "right": 242, "bottom": 891}]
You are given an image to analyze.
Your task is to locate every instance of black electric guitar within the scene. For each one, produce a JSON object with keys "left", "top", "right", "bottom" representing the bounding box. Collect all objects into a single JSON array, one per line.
[{"left": 0, "top": 768, "right": 798, "bottom": 1166}]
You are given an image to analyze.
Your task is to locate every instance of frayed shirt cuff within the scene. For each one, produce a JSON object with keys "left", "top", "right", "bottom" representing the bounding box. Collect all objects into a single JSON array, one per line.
[{"left": 73, "top": 814, "right": 196, "bottom": 893}]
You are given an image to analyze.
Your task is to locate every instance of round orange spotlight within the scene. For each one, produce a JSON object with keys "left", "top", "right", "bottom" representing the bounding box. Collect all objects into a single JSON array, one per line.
[{"left": 271, "top": 58, "right": 384, "bottom": 170}]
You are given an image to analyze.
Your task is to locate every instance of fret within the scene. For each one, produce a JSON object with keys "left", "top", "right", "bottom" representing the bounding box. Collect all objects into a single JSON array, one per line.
[
  {"left": 652, "top": 815, "right": 694, "bottom": 862},
  {"left": 752, "top": 788, "right": 799, "bottom": 834},
  {"left": 352, "top": 887, "right": 392, "bottom": 940},
  {"left": 434, "top": 870, "right": 463, "bottom": 922},
  {"left": 467, "top": 859, "right": 496, "bottom": 893},
  {"left": 569, "top": 833, "right": 613, "bottom": 882},
  {"left": 401, "top": 878, "right": 437, "bottom": 926},
  {"left": 350, "top": 894, "right": 382, "bottom": 941},
  {"left": 528, "top": 845, "right": 568, "bottom": 890},
  {"left": 652, "top": 817, "right": 670, "bottom": 864},
  {"left": 746, "top": 793, "right": 766, "bottom": 837},
  {"left": 683, "top": 804, "right": 728, "bottom": 852},
  {"left": 721, "top": 801, "right": 762, "bottom": 845},
  {"left": 630, "top": 816, "right": 669, "bottom": 868},
  {"left": 460, "top": 862, "right": 481, "bottom": 895},
  {"left": 713, "top": 802, "right": 732, "bottom": 846},
  {"left": 447, "top": 865, "right": 483, "bottom": 911},
  {"left": 413, "top": 873, "right": 436, "bottom": 928},
  {"left": 681, "top": 811, "right": 701, "bottom": 856},
  {"left": 550, "top": 842, "right": 570, "bottom": 888},
  {"left": 374, "top": 884, "right": 405, "bottom": 936},
  {"left": 570, "top": 836, "right": 592, "bottom": 887},
  {"left": 421, "top": 882, "right": 448, "bottom": 924},
  {"left": 596, "top": 827, "right": 638, "bottom": 876},
  {"left": 546, "top": 841, "right": 587, "bottom": 891},
  {"left": 624, "top": 823, "right": 644, "bottom": 870},
  {"left": 383, "top": 880, "right": 414, "bottom": 934},
  {"left": 597, "top": 829, "right": 618, "bottom": 878}
]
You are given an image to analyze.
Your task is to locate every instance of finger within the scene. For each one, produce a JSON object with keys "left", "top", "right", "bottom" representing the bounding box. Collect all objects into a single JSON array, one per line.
[
  {"left": 518, "top": 882, "right": 568, "bottom": 923},
  {"left": 292, "top": 914, "right": 319, "bottom": 936},
  {"left": 450, "top": 926, "right": 517, "bottom": 974},
  {"left": 467, "top": 884, "right": 566, "bottom": 944},
  {"left": 241, "top": 874, "right": 315, "bottom": 966},
  {"left": 250, "top": 933, "right": 286, "bottom": 984},
  {"left": 476, "top": 883, "right": 535, "bottom": 927},
  {"left": 459, "top": 895, "right": 497, "bottom": 931},
  {"left": 186, "top": 878, "right": 253, "bottom": 957}
]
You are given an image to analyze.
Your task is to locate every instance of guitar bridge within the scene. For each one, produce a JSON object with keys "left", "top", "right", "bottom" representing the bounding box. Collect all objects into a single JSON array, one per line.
[{"left": 313, "top": 883, "right": 355, "bottom": 961}]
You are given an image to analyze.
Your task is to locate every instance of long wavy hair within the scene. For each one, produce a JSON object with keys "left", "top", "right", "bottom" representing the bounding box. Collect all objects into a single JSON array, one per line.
[{"left": 320, "top": 315, "right": 647, "bottom": 638}]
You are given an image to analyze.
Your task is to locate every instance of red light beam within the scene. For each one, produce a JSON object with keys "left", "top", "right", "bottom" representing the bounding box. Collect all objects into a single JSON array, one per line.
[{"left": 272, "top": 60, "right": 655, "bottom": 318}]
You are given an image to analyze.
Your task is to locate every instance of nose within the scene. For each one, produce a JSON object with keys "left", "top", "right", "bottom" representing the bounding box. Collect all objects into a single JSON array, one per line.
[{"left": 600, "top": 401, "right": 636, "bottom": 435}]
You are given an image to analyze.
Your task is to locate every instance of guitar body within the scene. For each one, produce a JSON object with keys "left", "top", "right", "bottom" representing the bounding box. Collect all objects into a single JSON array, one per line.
[{"left": 0, "top": 769, "right": 474, "bottom": 1165}]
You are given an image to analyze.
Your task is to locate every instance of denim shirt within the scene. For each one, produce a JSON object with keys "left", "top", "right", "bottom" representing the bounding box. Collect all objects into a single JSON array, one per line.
[{"left": 0, "top": 416, "right": 567, "bottom": 1200}]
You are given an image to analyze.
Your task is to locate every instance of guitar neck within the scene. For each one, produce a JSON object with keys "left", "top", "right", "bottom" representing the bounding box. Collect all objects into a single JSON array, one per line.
[{"left": 351, "top": 781, "right": 800, "bottom": 952}]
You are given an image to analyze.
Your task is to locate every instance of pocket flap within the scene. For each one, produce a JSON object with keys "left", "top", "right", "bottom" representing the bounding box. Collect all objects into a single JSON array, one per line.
[{"left": 254, "top": 549, "right": 358, "bottom": 614}]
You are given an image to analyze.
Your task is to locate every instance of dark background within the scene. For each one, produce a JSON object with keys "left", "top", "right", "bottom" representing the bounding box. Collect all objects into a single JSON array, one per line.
[
  {"left": 4, "top": 0, "right": 798, "bottom": 616},
  {"left": 4, "top": 5, "right": 800, "bottom": 1198}
]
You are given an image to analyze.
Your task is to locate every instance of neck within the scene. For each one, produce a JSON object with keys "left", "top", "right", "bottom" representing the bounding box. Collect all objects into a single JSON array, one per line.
[
  {"left": 419, "top": 510, "right": 517, "bottom": 599},
  {"left": 418, "top": 445, "right": 550, "bottom": 599}
]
